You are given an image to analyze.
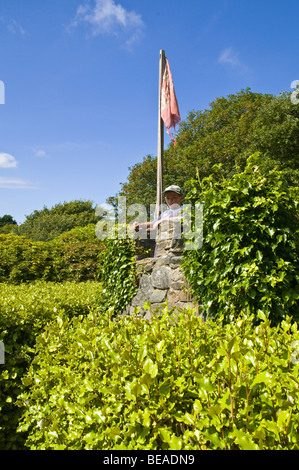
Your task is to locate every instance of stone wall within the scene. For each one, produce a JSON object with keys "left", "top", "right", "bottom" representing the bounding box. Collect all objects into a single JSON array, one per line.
[{"left": 123, "top": 219, "right": 195, "bottom": 319}]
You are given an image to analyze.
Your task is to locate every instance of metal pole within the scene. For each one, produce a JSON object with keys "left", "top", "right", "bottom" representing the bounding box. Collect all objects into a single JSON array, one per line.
[{"left": 156, "top": 49, "right": 165, "bottom": 219}]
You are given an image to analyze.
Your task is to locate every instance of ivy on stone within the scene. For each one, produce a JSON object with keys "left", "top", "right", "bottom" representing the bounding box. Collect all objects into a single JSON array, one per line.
[{"left": 182, "top": 154, "right": 299, "bottom": 324}]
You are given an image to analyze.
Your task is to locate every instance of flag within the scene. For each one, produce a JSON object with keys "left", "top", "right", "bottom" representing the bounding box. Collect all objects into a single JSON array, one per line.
[{"left": 161, "top": 57, "right": 181, "bottom": 144}]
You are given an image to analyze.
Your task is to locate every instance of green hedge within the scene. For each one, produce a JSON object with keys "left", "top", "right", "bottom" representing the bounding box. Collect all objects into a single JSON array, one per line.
[
  {"left": 0, "top": 225, "right": 104, "bottom": 284},
  {"left": 0, "top": 281, "right": 102, "bottom": 450},
  {"left": 0, "top": 234, "right": 60, "bottom": 283},
  {"left": 182, "top": 155, "right": 299, "bottom": 324},
  {"left": 53, "top": 224, "right": 105, "bottom": 282},
  {"left": 18, "top": 307, "right": 299, "bottom": 450}
]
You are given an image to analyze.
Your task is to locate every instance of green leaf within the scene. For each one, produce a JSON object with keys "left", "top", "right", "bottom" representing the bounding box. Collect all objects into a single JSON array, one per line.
[
  {"left": 159, "top": 428, "right": 171, "bottom": 443},
  {"left": 142, "top": 409, "right": 151, "bottom": 428},
  {"left": 230, "top": 429, "right": 259, "bottom": 450},
  {"left": 169, "top": 435, "right": 182, "bottom": 450},
  {"left": 251, "top": 371, "right": 274, "bottom": 388},
  {"left": 143, "top": 358, "right": 158, "bottom": 378}
]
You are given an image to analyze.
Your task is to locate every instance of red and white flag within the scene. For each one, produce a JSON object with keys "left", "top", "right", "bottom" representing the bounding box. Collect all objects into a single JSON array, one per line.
[{"left": 161, "top": 58, "right": 181, "bottom": 144}]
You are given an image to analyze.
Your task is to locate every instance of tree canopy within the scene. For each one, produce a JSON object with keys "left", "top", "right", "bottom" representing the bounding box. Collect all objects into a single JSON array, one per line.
[
  {"left": 18, "top": 200, "right": 100, "bottom": 242},
  {"left": 0, "top": 215, "right": 17, "bottom": 228},
  {"left": 109, "top": 89, "right": 299, "bottom": 210}
]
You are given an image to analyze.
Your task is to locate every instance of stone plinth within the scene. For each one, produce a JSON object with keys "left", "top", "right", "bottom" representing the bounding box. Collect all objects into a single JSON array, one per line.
[{"left": 124, "top": 220, "right": 195, "bottom": 319}]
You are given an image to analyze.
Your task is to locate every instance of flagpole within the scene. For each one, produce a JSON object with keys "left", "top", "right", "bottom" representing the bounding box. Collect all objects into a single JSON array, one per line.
[{"left": 156, "top": 49, "right": 166, "bottom": 220}]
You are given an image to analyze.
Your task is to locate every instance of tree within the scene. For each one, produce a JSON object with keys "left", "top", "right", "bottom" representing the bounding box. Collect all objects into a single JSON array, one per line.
[
  {"left": 18, "top": 200, "right": 100, "bottom": 242},
  {"left": 106, "top": 155, "right": 157, "bottom": 217},
  {"left": 0, "top": 215, "right": 17, "bottom": 227},
  {"left": 248, "top": 91, "right": 299, "bottom": 186},
  {"left": 170, "top": 88, "right": 272, "bottom": 183},
  {"left": 110, "top": 89, "right": 273, "bottom": 209}
]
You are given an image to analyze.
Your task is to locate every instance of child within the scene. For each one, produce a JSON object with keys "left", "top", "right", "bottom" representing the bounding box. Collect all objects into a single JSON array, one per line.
[{"left": 133, "top": 184, "right": 184, "bottom": 233}]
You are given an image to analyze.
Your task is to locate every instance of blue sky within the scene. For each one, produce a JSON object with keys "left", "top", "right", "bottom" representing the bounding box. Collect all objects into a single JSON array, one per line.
[{"left": 0, "top": 0, "right": 299, "bottom": 224}]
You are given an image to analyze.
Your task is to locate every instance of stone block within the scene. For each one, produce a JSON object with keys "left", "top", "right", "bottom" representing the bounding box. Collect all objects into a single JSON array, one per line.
[
  {"left": 174, "top": 301, "right": 196, "bottom": 311},
  {"left": 169, "top": 255, "right": 183, "bottom": 267},
  {"left": 170, "top": 238, "right": 184, "bottom": 251},
  {"left": 170, "top": 281, "right": 185, "bottom": 290},
  {"left": 167, "top": 288, "right": 189, "bottom": 304},
  {"left": 155, "top": 239, "right": 172, "bottom": 254},
  {"left": 139, "top": 274, "right": 153, "bottom": 294},
  {"left": 149, "top": 289, "right": 167, "bottom": 303},
  {"left": 171, "top": 267, "right": 184, "bottom": 282},
  {"left": 151, "top": 266, "right": 171, "bottom": 289},
  {"left": 155, "top": 254, "right": 172, "bottom": 267},
  {"left": 137, "top": 258, "right": 156, "bottom": 273}
]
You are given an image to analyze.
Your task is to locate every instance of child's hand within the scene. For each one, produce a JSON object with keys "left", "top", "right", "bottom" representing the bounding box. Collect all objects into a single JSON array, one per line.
[
  {"left": 133, "top": 221, "right": 139, "bottom": 231},
  {"left": 153, "top": 219, "right": 163, "bottom": 230}
]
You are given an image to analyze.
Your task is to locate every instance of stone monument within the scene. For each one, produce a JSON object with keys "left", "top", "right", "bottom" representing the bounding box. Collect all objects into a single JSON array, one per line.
[{"left": 123, "top": 219, "right": 195, "bottom": 319}]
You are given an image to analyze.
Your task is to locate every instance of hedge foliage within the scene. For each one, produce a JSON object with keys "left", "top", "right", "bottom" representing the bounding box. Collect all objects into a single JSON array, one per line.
[
  {"left": 98, "top": 237, "right": 137, "bottom": 314},
  {"left": 182, "top": 155, "right": 299, "bottom": 324},
  {"left": 54, "top": 224, "right": 105, "bottom": 282},
  {"left": 0, "top": 281, "right": 102, "bottom": 449},
  {"left": 0, "top": 234, "right": 60, "bottom": 283},
  {"left": 0, "top": 224, "right": 104, "bottom": 284},
  {"left": 18, "top": 307, "right": 299, "bottom": 450}
]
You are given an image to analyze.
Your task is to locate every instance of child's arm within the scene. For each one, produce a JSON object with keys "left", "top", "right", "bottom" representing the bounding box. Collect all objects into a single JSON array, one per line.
[
  {"left": 133, "top": 220, "right": 153, "bottom": 232},
  {"left": 152, "top": 215, "right": 182, "bottom": 230}
]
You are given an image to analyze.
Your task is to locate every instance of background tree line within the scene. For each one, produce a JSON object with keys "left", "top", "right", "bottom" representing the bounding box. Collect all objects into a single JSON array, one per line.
[
  {"left": 1, "top": 88, "right": 298, "bottom": 284},
  {"left": 3, "top": 88, "right": 299, "bottom": 237},
  {"left": 107, "top": 88, "right": 299, "bottom": 211}
]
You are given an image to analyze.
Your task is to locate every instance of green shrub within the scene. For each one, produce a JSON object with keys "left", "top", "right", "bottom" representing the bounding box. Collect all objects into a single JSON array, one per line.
[
  {"left": 0, "top": 281, "right": 102, "bottom": 449},
  {"left": 52, "top": 224, "right": 105, "bottom": 282},
  {"left": 98, "top": 237, "right": 137, "bottom": 314},
  {"left": 0, "top": 226, "right": 104, "bottom": 284},
  {"left": 18, "top": 307, "right": 299, "bottom": 450},
  {"left": 0, "top": 234, "right": 61, "bottom": 283},
  {"left": 182, "top": 155, "right": 299, "bottom": 324}
]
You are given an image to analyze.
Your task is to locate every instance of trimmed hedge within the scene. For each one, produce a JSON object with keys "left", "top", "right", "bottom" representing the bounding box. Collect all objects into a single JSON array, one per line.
[
  {"left": 0, "top": 234, "right": 60, "bottom": 283},
  {"left": 0, "top": 281, "right": 102, "bottom": 450},
  {"left": 0, "top": 225, "right": 104, "bottom": 284},
  {"left": 53, "top": 224, "right": 105, "bottom": 282},
  {"left": 18, "top": 307, "right": 299, "bottom": 450}
]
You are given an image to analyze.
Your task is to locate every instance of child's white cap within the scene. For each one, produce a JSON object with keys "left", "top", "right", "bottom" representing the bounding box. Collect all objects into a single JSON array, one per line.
[{"left": 163, "top": 185, "right": 183, "bottom": 195}]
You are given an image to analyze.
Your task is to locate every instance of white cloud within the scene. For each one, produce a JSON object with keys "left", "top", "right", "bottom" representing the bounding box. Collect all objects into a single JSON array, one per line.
[
  {"left": 34, "top": 150, "right": 47, "bottom": 158},
  {"left": 71, "top": 0, "right": 144, "bottom": 49},
  {"left": 6, "top": 18, "right": 26, "bottom": 35},
  {"left": 218, "top": 47, "right": 249, "bottom": 75},
  {"left": 0, "top": 153, "right": 18, "bottom": 168},
  {"left": 0, "top": 177, "right": 36, "bottom": 189},
  {"left": 0, "top": 17, "right": 26, "bottom": 36}
]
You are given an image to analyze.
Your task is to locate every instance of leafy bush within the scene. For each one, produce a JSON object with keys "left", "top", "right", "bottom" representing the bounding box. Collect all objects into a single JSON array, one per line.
[
  {"left": 98, "top": 237, "right": 137, "bottom": 314},
  {"left": 182, "top": 155, "right": 299, "bottom": 324},
  {"left": 52, "top": 224, "right": 105, "bottom": 282},
  {"left": 0, "top": 234, "right": 61, "bottom": 283},
  {"left": 0, "top": 226, "right": 104, "bottom": 284},
  {"left": 19, "top": 307, "right": 299, "bottom": 450},
  {"left": 0, "top": 281, "right": 102, "bottom": 449}
]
